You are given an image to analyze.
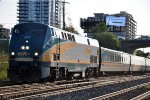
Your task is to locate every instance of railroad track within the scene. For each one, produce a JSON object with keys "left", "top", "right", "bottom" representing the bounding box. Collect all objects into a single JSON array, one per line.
[
  {"left": 9, "top": 80, "right": 120, "bottom": 100},
  {"left": 0, "top": 75, "right": 149, "bottom": 100},
  {"left": 0, "top": 80, "right": 19, "bottom": 87},
  {"left": 54, "top": 79, "right": 90, "bottom": 85},
  {"left": 0, "top": 80, "right": 98, "bottom": 100},
  {"left": 90, "top": 82, "right": 150, "bottom": 100},
  {"left": 131, "top": 91, "right": 150, "bottom": 100}
]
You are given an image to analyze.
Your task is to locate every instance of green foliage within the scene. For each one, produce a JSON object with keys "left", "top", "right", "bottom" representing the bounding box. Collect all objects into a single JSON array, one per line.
[
  {"left": 0, "top": 39, "right": 9, "bottom": 81},
  {"left": 136, "top": 50, "right": 150, "bottom": 58},
  {"left": 0, "top": 54, "right": 8, "bottom": 81},
  {"left": 0, "top": 63, "right": 8, "bottom": 81},
  {"left": 93, "top": 22, "right": 120, "bottom": 50},
  {"left": 93, "top": 22, "right": 108, "bottom": 33},
  {"left": 64, "top": 25, "right": 79, "bottom": 34},
  {"left": 94, "top": 32, "right": 120, "bottom": 50},
  {"left": 0, "top": 55, "right": 8, "bottom": 63},
  {"left": 0, "top": 40, "right": 9, "bottom": 55}
]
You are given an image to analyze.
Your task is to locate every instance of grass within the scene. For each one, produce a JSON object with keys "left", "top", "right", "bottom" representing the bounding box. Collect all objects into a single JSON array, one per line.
[
  {"left": 0, "top": 40, "right": 9, "bottom": 81},
  {"left": 0, "top": 55, "right": 8, "bottom": 62},
  {"left": 0, "top": 63, "right": 8, "bottom": 81},
  {"left": 0, "top": 55, "right": 8, "bottom": 81}
]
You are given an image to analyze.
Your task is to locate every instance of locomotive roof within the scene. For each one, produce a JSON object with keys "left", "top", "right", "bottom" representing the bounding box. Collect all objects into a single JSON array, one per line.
[
  {"left": 48, "top": 25, "right": 99, "bottom": 47},
  {"left": 101, "top": 47, "right": 130, "bottom": 55}
]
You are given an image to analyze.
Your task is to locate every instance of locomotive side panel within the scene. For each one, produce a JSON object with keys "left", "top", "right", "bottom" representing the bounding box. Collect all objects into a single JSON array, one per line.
[{"left": 40, "top": 27, "right": 99, "bottom": 78}]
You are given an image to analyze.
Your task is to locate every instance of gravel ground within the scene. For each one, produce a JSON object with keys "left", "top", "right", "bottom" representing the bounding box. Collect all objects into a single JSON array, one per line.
[{"left": 31, "top": 77, "right": 150, "bottom": 100}]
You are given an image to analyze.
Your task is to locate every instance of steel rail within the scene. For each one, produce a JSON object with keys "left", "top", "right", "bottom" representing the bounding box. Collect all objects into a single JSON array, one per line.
[
  {"left": 90, "top": 82, "right": 150, "bottom": 100},
  {"left": 130, "top": 91, "right": 150, "bottom": 100}
]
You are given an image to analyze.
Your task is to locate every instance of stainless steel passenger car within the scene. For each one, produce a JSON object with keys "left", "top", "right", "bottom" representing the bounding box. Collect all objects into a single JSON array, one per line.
[
  {"left": 100, "top": 47, "right": 130, "bottom": 74},
  {"left": 130, "top": 55, "right": 146, "bottom": 72}
]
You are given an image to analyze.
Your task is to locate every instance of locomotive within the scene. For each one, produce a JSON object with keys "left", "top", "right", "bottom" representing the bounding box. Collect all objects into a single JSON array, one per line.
[{"left": 8, "top": 23, "right": 150, "bottom": 82}]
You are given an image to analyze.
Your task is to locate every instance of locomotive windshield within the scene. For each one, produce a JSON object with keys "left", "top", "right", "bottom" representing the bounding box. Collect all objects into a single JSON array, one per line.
[{"left": 13, "top": 23, "right": 47, "bottom": 34}]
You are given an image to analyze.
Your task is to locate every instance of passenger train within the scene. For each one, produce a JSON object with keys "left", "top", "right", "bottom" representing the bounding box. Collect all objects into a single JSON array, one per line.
[{"left": 8, "top": 23, "right": 150, "bottom": 82}]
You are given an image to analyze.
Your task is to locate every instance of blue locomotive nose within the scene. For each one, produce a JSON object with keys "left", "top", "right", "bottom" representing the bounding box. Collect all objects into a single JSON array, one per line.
[
  {"left": 8, "top": 64, "right": 41, "bottom": 82},
  {"left": 8, "top": 23, "right": 47, "bottom": 82}
]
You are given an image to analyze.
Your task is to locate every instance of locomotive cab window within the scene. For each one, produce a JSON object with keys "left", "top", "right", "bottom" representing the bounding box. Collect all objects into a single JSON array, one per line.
[
  {"left": 13, "top": 27, "right": 28, "bottom": 34},
  {"left": 50, "top": 28, "right": 54, "bottom": 36},
  {"left": 30, "top": 29, "right": 46, "bottom": 34},
  {"left": 87, "top": 39, "right": 90, "bottom": 45},
  {"left": 61, "top": 32, "right": 64, "bottom": 39},
  {"left": 72, "top": 35, "right": 76, "bottom": 42},
  {"left": 64, "top": 33, "right": 67, "bottom": 40}
]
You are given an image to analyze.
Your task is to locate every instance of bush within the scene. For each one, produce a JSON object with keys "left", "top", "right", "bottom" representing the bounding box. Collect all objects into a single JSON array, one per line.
[
  {"left": 0, "top": 39, "right": 9, "bottom": 81},
  {"left": 0, "top": 55, "right": 8, "bottom": 62},
  {"left": 0, "top": 40, "right": 9, "bottom": 55},
  {"left": 0, "top": 63, "right": 8, "bottom": 81}
]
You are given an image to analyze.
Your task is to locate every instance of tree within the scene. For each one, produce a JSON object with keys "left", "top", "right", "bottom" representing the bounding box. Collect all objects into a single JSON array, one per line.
[
  {"left": 93, "top": 22, "right": 108, "bottom": 33},
  {"left": 136, "top": 50, "right": 150, "bottom": 58},
  {"left": 64, "top": 25, "right": 79, "bottom": 34},
  {"left": 0, "top": 40, "right": 8, "bottom": 55},
  {"left": 93, "top": 22, "right": 120, "bottom": 50}
]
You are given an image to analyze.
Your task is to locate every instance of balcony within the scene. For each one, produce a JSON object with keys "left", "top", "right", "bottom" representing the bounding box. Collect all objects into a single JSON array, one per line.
[
  {"left": 18, "top": 4, "right": 28, "bottom": 7},
  {"left": 17, "top": 14, "right": 28, "bottom": 17},
  {"left": 18, "top": 12, "right": 28, "bottom": 15},
  {"left": 42, "top": 11, "right": 49, "bottom": 14},
  {"left": 35, "top": 15, "right": 41, "bottom": 18},
  {"left": 35, "top": 4, "right": 40, "bottom": 7},
  {"left": 17, "top": 7, "right": 28, "bottom": 11},
  {"left": 34, "top": 2, "right": 40, "bottom": 4},
  {"left": 34, "top": 8, "right": 40, "bottom": 11},
  {"left": 18, "top": 2, "right": 29, "bottom": 4},
  {"left": 43, "top": 1, "right": 49, "bottom": 4}
]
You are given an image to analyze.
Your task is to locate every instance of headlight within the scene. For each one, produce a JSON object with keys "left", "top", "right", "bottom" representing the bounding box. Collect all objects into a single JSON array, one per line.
[
  {"left": 11, "top": 52, "right": 15, "bottom": 56},
  {"left": 26, "top": 46, "right": 30, "bottom": 50},
  {"left": 21, "top": 46, "right": 25, "bottom": 50},
  {"left": 26, "top": 40, "right": 29, "bottom": 43},
  {"left": 34, "top": 52, "right": 38, "bottom": 56}
]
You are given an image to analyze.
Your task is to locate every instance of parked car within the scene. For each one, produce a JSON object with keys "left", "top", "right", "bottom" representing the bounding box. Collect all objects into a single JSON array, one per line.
[{"left": 117, "top": 36, "right": 125, "bottom": 40}]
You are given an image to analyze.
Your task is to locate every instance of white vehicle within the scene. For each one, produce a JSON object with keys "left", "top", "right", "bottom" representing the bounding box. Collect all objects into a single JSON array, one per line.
[{"left": 117, "top": 36, "right": 125, "bottom": 40}]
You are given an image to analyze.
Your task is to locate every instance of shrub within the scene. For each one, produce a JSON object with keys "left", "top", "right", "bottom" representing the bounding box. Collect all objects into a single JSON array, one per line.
[{"left": 0, "top": 63, "right": 8, "bottom": 81}]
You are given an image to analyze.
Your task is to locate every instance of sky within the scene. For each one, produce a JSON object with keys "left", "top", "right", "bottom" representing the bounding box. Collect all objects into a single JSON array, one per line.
[{"left": 0, "top": 0, "right": 150, "bottom": 36}]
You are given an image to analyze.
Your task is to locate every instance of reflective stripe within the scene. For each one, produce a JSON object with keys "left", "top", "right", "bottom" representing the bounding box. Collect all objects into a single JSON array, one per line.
[{"left": 15, "top": 58, "right": 33, "bottom": 61}]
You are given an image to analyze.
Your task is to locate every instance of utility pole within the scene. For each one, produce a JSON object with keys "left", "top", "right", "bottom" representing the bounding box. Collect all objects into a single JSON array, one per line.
[{"left": 59, "top": 0, "right": 69, "bottom": 30}]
